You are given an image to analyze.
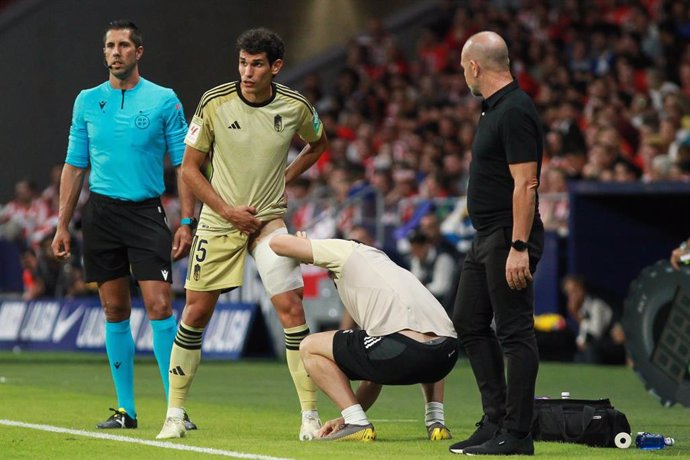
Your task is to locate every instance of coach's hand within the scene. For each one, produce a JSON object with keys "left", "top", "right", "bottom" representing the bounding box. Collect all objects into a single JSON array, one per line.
[
  {"left": 506, "top": 249, "right": 532, "bottom": 290},
  {"left": 172, "top": 225, "right": 193, "bottom": 260},
  {"left": 317, "top": 417, "right": 345, "bottom": 438}
]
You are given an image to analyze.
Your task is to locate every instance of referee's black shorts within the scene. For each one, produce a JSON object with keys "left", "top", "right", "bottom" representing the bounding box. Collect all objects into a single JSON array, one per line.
[
  {"left": 82, "top": 192, "right": 173, "bottom": 283},
  {"left": 333, "top": 329, "right": 459, "bottom": 385}
]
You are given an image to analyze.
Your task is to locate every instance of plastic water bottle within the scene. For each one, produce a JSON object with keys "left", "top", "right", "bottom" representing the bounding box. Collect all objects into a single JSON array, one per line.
[
  {"left": 560, "top": 391, "right": 570, "bottom": 399},
  {"left": 635, "top": 432, "right": 675, "bottom": 450}
]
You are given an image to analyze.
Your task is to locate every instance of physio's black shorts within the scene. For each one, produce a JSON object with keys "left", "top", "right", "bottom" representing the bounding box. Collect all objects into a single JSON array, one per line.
[
  {"left": 82, "top": 192, "right": 173, "bottom": 283},
  {"left": 333, "top": 329, "right": 459, "bottom": 385}
]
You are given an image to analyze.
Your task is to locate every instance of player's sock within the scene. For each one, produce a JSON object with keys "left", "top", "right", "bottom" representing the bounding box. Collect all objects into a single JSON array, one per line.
[
  {"left": 105, "top": 319, "right": 136, "bottom": 418},
  {"left": 342, "top": 404, "right": 369, "bottom": 426},
  {"left": 150, "top": 315, "right": 177, "bottom": 400},
  {"left": 168, "top": 321, "right": 203, "bottom": 409},
  {"left": 425, "top": 401, "right": 445, "bottom": 427},
  {"left": 284, "top": 324, "right": 317, "bottom": 411}
]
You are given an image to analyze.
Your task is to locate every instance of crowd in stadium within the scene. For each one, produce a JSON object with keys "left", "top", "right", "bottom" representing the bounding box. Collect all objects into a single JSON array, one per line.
[{"left": 1, "top": 0, "right": 689, "bottom": 350}]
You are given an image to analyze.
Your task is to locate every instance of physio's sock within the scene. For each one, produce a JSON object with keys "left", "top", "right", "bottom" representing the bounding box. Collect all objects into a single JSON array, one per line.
[
  {"left": 168, "top": 322, "right": 203, "bottom": 410},
  {"left": 425, "top": 401, "right": 445, "bottom": 427},
  {"left": 284, "top": 324, "right": 317, "bottom": 412},
  {"left": 105, "top": 319, "right": 136, "bottom": 418},
  {"left": 150, "top": 315, "right": 177, "bottom": 399},
  {"left": 342, "top": 404, "right": 369, "bottom": 426}
]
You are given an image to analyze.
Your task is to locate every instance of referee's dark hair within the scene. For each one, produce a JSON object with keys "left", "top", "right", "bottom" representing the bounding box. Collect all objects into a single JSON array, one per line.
[
  {"left": 103, "top": 19, "right": 143, "bottom": 48},
  {"left": 236, "top": 28, "right": 285, "bottom": 65}
]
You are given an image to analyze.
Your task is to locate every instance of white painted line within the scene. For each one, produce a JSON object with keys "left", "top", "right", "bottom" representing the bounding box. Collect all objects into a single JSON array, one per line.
[
  {"left": 369, "top": 419, "right": 418, "bottom": 423},
  {"left": 0, "top": 419, "right": 292, "bottom": 460}
]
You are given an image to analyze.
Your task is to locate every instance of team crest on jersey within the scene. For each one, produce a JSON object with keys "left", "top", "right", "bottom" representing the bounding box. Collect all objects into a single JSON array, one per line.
[
  {"left": 135, "top": 113, "right": 150, "bottom": 129},
  {"left": 193, "top": 264, "right": 201, "bottom": 281},
  {"left": 274, "top": 114, "right": 283, "bottom": 132}
]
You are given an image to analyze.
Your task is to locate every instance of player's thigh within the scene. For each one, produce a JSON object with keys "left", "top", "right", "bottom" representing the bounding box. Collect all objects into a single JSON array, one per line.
[
  {"left": 252, "top": 226, "right": 303, "bottom": 296},
  {"left": 184, "top": 231, "right": 249, "bottom": 292}
]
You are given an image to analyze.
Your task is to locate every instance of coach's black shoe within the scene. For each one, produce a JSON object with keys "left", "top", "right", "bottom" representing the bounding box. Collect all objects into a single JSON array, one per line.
[
  {"left": 462, "top": 432, "right": 534, "bottom": 456},
  {"left": 97, "top": 408, "right": 138, "bottom": 429},
  {"left": 183, "top": 410, "right": 197, "bottom": 430},
  {"left": 448, "top": 415, "right": 499, "bottom": 454}
]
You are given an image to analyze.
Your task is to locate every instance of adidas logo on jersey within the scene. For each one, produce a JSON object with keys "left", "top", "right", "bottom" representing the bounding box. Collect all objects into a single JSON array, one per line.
[{"left": 228, "top": 120, "right": 241, "bottom": 129}]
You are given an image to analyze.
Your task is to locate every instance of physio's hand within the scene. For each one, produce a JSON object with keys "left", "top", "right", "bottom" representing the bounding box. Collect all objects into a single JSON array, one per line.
[
  {"left": 506, "top": 249, "right": 532, "bottom": 290},
  {"left": 317, "top": 417, "right": 345, "bottom": 438}
]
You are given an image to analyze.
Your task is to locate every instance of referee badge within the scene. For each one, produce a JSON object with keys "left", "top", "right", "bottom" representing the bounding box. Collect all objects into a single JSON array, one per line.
[{"left": 274, "top": 114, "right": 283, "bottom": 132}]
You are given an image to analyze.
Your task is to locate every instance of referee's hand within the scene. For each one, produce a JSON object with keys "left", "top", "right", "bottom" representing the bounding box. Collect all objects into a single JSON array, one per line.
[{"left": 51, "top": 227, "right": 72, "bottom": 261}]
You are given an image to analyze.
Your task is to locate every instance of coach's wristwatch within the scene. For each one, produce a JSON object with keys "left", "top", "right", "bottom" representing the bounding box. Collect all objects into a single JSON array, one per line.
[
  {"left": 511, "top": 240, "right": 528, "bottom": 251},
  {"left": 180, "top": 217, "right": 198, "bottom": 230}
]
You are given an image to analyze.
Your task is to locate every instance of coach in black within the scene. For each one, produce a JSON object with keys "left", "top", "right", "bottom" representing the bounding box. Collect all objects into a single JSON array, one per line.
[{"left": 449, "top": 31, "right": 544, "bottom": 456}]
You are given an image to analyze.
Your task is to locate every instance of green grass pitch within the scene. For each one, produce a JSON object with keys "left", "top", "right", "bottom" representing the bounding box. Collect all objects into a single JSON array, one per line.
[{"left": 0, "top": 352, "right": 687, "bottom": 459}]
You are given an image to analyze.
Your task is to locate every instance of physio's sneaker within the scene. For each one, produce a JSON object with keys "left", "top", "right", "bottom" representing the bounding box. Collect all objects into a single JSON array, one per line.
[
  {"left": 299, "top": 412, "right": 322, "bottom": 441},
  {"left": 448, "top": 415, "right": 499, "bottom": 454},
  {"left": 183, "top": 410, "right": 197, "bottom": 431},
  {"left": 156, "top": 417, "right": 187, "bottom": 439},
  {"left": 428, "top": 422, "right": 452, "bottom": 440},
  {"left": 96, "top": 408, "right": 137, "bottom": 429},
  {"left": 319, "top": 423, "right": 376, "bottom": 441},
  {"left": 461, "top": 431, "right": 534, "bottom": 456}
]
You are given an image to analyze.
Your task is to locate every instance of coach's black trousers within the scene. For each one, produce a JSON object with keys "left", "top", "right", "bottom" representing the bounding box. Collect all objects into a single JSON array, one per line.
[{"left": 452, "top": 226, "right": 543, "bottom": 433}]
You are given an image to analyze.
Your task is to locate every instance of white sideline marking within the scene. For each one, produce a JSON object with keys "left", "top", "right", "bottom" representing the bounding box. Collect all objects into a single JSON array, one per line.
[
  {"left": 370, "top": 419, "right": 417, "bottom": 423},
  {"left": 0, "top": 419, "right": 292, "bottom": 460}
]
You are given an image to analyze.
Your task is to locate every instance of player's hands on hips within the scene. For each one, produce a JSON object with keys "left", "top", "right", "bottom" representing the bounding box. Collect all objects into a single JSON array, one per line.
[
  {"left": 506, "top": 249, "right": 532, "bottom": 290},
  {"left": 229, "top": 205, "right": 261, "bottom": 235},
  {"left": 317, "top": 417, "right": 345, "bottom": 438},
  {"left": 172, "top": 225, "right": 193, "bottom": 261},
  {"left": 51, "top": 227, "right": 72, "bottom": 261}
]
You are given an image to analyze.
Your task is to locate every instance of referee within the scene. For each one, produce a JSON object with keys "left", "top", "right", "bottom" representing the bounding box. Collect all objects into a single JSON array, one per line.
[
  {"left": 52, "top": 20, "right": 196, "bottom": 430},
  {"left": 449, "top": 31, "right": 544, "bottom": 456}
]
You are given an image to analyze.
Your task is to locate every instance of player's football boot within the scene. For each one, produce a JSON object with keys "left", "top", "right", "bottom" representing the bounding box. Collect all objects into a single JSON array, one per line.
[
  {"left": 156, "top": 417, "right": 187, "bottom": 439},
  {"left": 96, "top": 408, "right": 138, "bottom": 429},
  {"left": 427, "top": 422, "right": 452, "bottom": 440},
  {"left": 299, "top": 412, "right": 322, "bottom": 441},
  {"left": 319, "top": 423, "right": 376, "bottom": 441}
]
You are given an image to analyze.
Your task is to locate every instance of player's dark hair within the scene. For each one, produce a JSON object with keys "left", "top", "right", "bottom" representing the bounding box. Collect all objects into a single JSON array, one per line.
[
  {"left": 103, "top": 20, "right": 143, "bottom": 48},
  {"left": 236, "top": 28, "right": 285, "bottom": 64}
]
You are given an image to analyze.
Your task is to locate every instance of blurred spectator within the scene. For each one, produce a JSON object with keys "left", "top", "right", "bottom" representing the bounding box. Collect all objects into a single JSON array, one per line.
[
  {"left": 22, "top": 233, "right": 87, "bottom": 300},
  {"left": 561, "top": 274, "right": 625, "bottom": 364},
  {"left": 0, "top": 179, "right": 52, "bottom": 248},
  {"left": 407, "top": 219, "right": 459, "bottom": 315}
]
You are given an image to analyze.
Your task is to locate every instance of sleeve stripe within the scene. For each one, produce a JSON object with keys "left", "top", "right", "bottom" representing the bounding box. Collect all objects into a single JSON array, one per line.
[
  {"left": 194, "top": 82, "right": 238, "bottom": 117},
  {"left": 275, "top": 84, "right": 314, "bottom": 115}
]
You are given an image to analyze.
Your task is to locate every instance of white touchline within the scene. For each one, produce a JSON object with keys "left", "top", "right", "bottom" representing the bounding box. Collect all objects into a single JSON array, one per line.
[
  {"left": 0, "top": 420, "right": 292, "bottom": 460},
  {"left": 369, "top": 419, "right": 418, "bottom": 423}
]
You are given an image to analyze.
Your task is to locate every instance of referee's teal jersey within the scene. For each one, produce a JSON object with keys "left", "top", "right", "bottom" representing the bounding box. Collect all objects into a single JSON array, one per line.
[{"left": 66, "top": 78, "right": 188, "bottom": 201}]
